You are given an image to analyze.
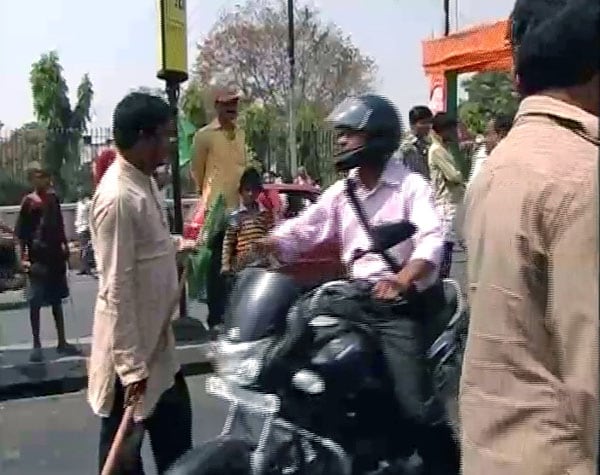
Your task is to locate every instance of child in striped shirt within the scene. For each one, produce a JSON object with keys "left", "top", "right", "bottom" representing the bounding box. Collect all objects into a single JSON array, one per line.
[{"left": 221, "top": 168, "right": 274, "bottom": 276}]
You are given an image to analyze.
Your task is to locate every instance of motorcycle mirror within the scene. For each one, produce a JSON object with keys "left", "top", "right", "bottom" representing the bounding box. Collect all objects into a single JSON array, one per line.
[{"left": 371, "top": 220, "right": 416, "bottom": 251}]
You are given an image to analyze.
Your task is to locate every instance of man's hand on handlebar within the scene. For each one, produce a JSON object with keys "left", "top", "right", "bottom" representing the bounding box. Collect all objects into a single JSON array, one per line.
[
  {"left": 372, "top": 274, "right": 412, "bottom": 300},
  {"left": 372, "top": 259, "right": 434, "bottom": 300}
]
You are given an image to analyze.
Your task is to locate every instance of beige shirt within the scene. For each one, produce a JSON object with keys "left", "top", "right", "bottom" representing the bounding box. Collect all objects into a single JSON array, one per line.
[
  {"left": 191, "top": 119, "right": 247, "bottom": 211},
  {"left": 461, "top": 95, "right": 599, "bottom": 474},
  {"left": 88, "top": 157, "right": 180, "bottom": 421},
  {"left": 427, "top": 133, "right": 465, "bottom": 205}
]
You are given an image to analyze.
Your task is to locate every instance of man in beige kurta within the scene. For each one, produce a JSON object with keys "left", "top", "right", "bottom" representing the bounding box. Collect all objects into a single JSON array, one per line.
[
  {"left": 89, "top": 92, "right": 192, "bottom": 474},
  {"left": 461, "top": 1, "right": 599, "bottom": 473}
]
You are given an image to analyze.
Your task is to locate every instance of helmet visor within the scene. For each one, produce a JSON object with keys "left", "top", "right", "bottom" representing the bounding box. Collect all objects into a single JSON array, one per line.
[{"left": 326, "top": 97, "right": 372, "bottom": 131}]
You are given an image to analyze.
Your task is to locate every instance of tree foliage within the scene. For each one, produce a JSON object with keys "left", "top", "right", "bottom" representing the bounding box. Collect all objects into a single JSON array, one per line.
[
  {"left": 190, "top": 0, "right": 376, "bottom": 112},
  {"left": 180, "top": 80, "right": 210, "bottom": 129},
  {"left": 30, "top": 51, "right": 93, "bottom": 197},
  {"left": 458, "top": 71, "right": 519, "bottom": 134},
  {"left": 0, "top": 123, "right": 46, "bottom": 204}
]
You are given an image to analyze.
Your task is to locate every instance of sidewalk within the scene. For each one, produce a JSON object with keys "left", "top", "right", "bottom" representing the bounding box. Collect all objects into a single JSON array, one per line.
[
  {"left": 0, "top": 332, "right": 214, "bottom": 401},
  {"left": 0, "top": 289, "right": 27, "bottom": 312}
]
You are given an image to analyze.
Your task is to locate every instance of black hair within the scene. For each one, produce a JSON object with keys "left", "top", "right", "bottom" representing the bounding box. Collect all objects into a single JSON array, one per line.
[
  {"left": 239, "top": 167, "right": 263, "bottom": 192},
  {"left": 408, "top": 106, "right": 433, "bottom": 126},
  {"left": 432, "top": 112, "right": 457, "bottom": 134},
  {"left": 493, "top": 113, "right": 514, "bottom": 135},
  {"left": 113, "top": 92, "right": 171, "bottom": 151},
  {"left": 510, "top": 0, "right": 600, "bottom": 96}
]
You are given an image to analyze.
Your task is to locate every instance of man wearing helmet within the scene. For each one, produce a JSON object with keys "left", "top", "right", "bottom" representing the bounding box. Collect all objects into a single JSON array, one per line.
[{"left": 255, "top": 94, "right": 459, "bottom": 473}]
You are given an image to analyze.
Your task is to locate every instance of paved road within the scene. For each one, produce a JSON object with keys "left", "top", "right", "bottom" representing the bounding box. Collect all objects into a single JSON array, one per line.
[
  {"left": 0, "top": 273, "right": 208, "bottom": 348},
  {"left": 0, "top": 252, "right": 467, "bottom": 474},
  {"left": 0, "top": 374, "right": 227, "bottom": 475}
]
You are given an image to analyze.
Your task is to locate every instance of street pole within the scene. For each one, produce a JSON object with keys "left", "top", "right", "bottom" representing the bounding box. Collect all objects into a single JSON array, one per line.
[
  {"left": 443, "top": 0, "right": 450, "bottom": 36},
  {"left": 165, "top": 80, "right": 187, "bottom": 318},
  {"left": 287, "top": 0, "right": 298, "bottom": 176},
  {"left": 157, "top": 0, "right": 189, "bottom": 321}
]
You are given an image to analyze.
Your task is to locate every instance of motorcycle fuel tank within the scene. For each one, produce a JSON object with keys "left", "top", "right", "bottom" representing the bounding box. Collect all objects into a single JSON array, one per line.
[
  {"left": 225, "top": 267, "right": 301, "bottom": 342},
  {"left": 310, "top": 331, "right": 373, "bottom": 389}
]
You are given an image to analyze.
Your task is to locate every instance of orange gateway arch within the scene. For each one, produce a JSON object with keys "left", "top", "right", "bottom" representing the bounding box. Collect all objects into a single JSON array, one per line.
[{"left": 421, "top": 19, "right": 513, "bottom": 115}]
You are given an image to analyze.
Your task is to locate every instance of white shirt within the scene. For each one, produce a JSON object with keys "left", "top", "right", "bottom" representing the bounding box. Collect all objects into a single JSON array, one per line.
[
  {"left": 75, "top": 197, "right": 91, "bottom": 234},
  {"left": 467, "top": 144, "right": 488, "bottom": 189}
]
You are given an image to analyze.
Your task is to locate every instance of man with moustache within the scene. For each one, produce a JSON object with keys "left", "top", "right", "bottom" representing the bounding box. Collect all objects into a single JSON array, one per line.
[{"left": 191, "top": 84, "right": 247, "bottom": 336}]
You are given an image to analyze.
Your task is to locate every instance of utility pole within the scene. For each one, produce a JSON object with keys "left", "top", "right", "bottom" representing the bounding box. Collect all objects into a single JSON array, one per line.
[
  {"left": 287, "top": 0, "right": 298, "bottom": 175},
  {"left": 157, "top": 0, "right": 189, "bottom": 320},
  {"left": 444, "top": 0, "right": 450, "bottom": 36}
]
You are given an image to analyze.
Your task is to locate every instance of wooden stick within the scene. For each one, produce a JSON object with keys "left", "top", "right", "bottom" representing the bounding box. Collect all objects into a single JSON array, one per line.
[
  {"left": 100, "top": 405, "right": 135, "bottom": 475},
  {"left": 100, "top": 263, "right": 190, "bottom": 475}
]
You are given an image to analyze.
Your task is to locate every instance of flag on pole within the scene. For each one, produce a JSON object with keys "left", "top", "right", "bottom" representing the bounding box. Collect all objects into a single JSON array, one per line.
[{"left": 178, "top": 117, "right": 197, "bottom": 167}]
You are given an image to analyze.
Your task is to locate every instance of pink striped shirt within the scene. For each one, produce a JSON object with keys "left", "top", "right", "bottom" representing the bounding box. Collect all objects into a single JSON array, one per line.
[{"left": 272, "top": 158, "right": 443, "bottom": 290}]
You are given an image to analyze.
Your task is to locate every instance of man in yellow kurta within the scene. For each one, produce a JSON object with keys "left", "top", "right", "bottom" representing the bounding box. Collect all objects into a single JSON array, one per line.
[{"left": 191, "top": 85, "right": 246, "bottom": 332}]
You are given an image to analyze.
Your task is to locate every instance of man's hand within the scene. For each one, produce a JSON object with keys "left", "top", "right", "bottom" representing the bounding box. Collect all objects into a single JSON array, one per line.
[
  {"left": 124, "top": 379, "right": 147, "bottom": 408},
  {"left": 372, "top": 274, "right": 412, "bottom": 300},
  {"left": 177, "top": 238, "right": 197, "bottom": 254}
]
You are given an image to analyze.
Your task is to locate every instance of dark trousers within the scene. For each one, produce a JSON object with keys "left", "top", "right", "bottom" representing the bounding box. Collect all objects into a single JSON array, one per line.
[
  {"left": 206, "top": 231, "right": 226, "bottom": 328},
  {"left": 98, "top": 372, "right": 192, "bottom": 475},
  {"left": 439, "top": 241, "right": 454, "bottom": 279},
  {"left": 372, "top": 298, "right": 460, "bottom": 474},
  {"left": 78, "top": 230, "right": 94, "bottom": 272}
]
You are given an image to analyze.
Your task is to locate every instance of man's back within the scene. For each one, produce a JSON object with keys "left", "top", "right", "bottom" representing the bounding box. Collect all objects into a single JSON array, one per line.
[{"left": 461, "top": 95, "right": 598, "bottom": 474}]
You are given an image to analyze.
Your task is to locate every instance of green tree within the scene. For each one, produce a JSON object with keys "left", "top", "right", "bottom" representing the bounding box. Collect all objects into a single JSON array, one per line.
[
  {"left": 189, "top": 0, "right": 375, "bottom": 112},
  {"left": 458, "top": 71, "right": 519, "bottom": 134},
  {"left": 180, "top": 80, "right": 210, "bottom": 129},
  {"left": 30, "top": 51, "right": 93, "bottom": 198}
]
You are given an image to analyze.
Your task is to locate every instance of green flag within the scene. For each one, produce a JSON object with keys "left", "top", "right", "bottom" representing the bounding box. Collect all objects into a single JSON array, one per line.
[{"left": 178, "top": 117, "right": 197, "bottom": 167}]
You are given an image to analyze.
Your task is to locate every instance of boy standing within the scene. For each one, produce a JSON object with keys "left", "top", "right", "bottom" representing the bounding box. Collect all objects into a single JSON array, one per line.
[
  {"left": 221, "top": 168, "right": 274, "bottom": 276},
  {"left": 16, "top": 163, "right": 80, "bottom": 362}
]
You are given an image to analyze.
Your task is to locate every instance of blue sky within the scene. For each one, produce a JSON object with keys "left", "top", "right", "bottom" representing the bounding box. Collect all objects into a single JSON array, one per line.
[{"left": 0, "top": 0, "right": 514, "bottom": 130}]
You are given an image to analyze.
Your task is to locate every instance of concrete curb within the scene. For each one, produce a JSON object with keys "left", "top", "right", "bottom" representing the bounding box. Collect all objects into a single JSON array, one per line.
[
  {"left": 0, "top": 300, "right": 28, "bottom": 312},
  {"left": 0, "top": 342, "right": 214, "bottom": 401}
]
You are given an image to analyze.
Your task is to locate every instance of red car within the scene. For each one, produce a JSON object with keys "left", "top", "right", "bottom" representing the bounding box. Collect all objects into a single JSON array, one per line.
[
  {"left": 261, "top": 183, "right": 344, "bottom": 287},
  {"left": 184, "top": 183, "right": 344, "bottom": 288}
]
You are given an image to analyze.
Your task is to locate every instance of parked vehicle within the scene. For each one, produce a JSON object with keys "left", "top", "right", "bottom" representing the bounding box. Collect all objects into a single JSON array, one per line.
[
  {"left": 0, "top": 232, "right": 25, "bottom": 293},
  {"left": 167, "top": 221, "right": 467, "bottom": 475}
]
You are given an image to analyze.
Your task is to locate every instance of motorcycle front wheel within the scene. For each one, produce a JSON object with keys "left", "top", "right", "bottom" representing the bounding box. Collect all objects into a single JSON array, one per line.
[
  {"left": 165, "top": 436, "right": 349, "bottom": 475},
  {"left": 165, "top": 437, "right": 252, "bottom": 475}
]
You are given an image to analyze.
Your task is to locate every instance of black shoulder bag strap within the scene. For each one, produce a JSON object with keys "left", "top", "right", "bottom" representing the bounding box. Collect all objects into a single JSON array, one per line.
[{"left": 344, "top": 178, "right": 402, "bottom": 274}]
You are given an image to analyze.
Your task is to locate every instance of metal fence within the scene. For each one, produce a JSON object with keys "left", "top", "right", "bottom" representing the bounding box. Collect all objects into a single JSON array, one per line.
[{"left": 0, "top": 124, "right": 337, "bottom": 203}]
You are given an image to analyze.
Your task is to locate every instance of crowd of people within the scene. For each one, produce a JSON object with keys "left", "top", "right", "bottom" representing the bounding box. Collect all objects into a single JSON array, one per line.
[{"left": 6, "top": 0, "right": 597, "bottom": 473}]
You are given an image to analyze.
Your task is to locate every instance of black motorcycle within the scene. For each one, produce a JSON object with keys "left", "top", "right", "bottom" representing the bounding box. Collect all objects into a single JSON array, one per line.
[{"left": 169, "top": 221, "right": 467, "bottom": 475}]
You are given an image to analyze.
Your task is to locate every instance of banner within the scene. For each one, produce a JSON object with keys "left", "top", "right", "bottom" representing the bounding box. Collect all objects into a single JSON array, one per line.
[{"left": 428, "top": 74, "right": 446, "bottom": 114}]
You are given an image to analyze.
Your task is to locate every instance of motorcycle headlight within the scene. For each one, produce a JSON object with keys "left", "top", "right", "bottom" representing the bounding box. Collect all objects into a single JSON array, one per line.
[
  {"left": 292, "top": 369, "right": 325, "bottom": 394},
  {"left": 215, "top": 337, "right": 274, "bottom": 387}
]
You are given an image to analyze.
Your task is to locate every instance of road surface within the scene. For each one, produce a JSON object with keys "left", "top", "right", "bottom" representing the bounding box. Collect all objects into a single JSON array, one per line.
[
  {"left": 0, "top": 273, "right": 208, "bottom": 348},
  {"left": 0, "top": 374, "right": 226, "bottom": 475}
]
